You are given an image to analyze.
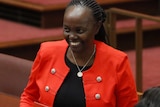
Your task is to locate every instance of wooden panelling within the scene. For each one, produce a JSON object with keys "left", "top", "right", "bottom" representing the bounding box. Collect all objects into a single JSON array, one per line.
[{"left": 1, "top": 0, "right": 156, "bottom": 28}]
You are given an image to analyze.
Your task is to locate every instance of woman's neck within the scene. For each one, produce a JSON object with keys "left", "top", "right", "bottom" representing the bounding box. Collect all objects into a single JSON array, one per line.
[{"left": 67, "top": 45, "right": 96, "bottom": 66}]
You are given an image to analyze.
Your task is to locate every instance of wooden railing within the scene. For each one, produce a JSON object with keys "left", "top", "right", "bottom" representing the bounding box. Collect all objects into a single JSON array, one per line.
[{"left": 104, "top": 8, "right": 160, "bottom": 92}]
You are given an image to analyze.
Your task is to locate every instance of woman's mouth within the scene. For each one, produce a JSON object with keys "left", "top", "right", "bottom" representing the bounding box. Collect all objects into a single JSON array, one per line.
[{"left": 70, "top": 42, "right": 80, "bottom": 47}]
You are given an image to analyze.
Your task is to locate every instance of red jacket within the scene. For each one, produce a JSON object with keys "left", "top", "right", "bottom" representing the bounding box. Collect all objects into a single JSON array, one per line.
[{"left": 20, "top": 40, "right": 138, "bottom": 107}]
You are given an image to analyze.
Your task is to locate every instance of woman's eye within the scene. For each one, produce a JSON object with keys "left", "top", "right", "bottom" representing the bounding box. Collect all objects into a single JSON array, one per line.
[
  {"left": 77, "top": 29, "right": 84, "bottom": 34},
  {"left": 63, "top": 27, "right": 70, "bottom": 32}
]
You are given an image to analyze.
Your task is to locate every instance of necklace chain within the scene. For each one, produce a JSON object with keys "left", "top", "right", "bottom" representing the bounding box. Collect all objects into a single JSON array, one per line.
[{"left": 70, "top": 45, "right": 96, "bottom": 77}]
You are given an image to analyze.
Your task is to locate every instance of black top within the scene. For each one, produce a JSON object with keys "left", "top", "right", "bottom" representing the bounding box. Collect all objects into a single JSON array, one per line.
[{"left": 53, "top": 55, "right": 91, "bottom": 107}]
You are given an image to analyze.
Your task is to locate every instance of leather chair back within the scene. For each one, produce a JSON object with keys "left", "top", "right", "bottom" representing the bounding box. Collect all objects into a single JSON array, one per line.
[{"left": 0, "top": 53, "right": 33, "bottom": 97}]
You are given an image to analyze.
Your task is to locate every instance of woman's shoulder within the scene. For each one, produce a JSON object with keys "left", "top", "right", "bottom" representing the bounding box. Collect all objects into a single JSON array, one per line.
[
  {"left": 39, "top": 39, "right": 68, "bottom": 54},
  {"left": 95, "top": 40, "right": 127, "bottom": 57},
  {"left": 41, "top": 40, "right": 67, "bottom": 48}
]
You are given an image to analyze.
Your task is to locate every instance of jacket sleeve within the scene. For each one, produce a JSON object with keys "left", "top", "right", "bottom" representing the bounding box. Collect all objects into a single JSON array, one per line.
[
  {"left": 116, "top": 56, "right": 138, "bottom": 107},
  {"left": 20, "top": 49, "right": 41, "bottom": 107}
]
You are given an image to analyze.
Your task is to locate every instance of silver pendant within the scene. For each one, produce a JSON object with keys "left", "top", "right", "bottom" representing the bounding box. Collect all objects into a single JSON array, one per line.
[{"left": 77, "top": 72, "right": 83, "bottom": 77}]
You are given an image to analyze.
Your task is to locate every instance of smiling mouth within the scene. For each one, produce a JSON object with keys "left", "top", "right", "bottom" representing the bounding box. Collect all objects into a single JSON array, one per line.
[{"left": 70, "top": 42, "right": 80, "bottom": 46}]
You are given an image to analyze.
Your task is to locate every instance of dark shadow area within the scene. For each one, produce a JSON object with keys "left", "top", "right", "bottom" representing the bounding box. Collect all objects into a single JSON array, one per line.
[
  {"left": 0, "top": 44, "right": 40, "bottom": 61},
  {"left": 117, "top": 29, "right": 160, "bottom": 51}
]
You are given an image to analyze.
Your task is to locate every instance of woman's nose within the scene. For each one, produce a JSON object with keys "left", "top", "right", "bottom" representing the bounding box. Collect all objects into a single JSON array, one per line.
[{"left": 68, "top": 32, "right": 77, "bottom": 39}]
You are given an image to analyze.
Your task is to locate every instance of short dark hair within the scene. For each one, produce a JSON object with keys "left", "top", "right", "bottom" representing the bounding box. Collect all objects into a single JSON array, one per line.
[
  {"left": 66, "top": 0, "right": 109, "bottom": 44},
  {"left": 135, "top": 86, "right": 160, "bottom": 107}
]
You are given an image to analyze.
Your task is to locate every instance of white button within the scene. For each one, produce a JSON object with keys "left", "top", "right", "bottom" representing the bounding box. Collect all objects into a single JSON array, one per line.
[
  {"left": 96, "top": 76, "right": 102, "bottom": 82},
  {"left": 95, "top": 94, "right": 101, "bottom": 100},
  {"left": 45, "top": 86, "right": 50, "bottom": 92},
  {"left": 51, "top": 68, "right": 56, "bottom": 74}
]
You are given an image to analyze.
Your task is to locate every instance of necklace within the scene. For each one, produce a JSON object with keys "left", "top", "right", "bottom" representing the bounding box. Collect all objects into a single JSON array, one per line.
[{"left": 70, "top": 45, "right": 96, "bottom": 77}]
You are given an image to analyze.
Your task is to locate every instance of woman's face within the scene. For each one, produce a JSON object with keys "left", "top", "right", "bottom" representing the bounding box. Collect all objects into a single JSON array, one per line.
[{"left": 63, "top": 5, "right": 100, "bottom": 53}]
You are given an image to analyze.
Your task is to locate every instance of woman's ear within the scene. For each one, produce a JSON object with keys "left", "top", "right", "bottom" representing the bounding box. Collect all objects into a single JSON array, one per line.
[{"left": 95, "top": 21, "right": 102, "bottom": 34}]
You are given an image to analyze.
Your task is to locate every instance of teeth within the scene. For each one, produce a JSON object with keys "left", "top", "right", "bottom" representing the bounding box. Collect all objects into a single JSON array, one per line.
[{"left": 70, "top": 42, "right": 80, "bottom": 46}]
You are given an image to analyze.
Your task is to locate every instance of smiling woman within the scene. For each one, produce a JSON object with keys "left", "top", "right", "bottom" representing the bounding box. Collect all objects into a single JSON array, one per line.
[{"left": 20, "top": 0, "right": 138, "bottom": 107}]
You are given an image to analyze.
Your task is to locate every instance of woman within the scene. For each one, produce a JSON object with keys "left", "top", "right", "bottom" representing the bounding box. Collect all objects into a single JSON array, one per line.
[
  {"left": 135, "top": 86, "right": 160, "bottom": 107},
  {"left": 20, "top": 0, "right": 138, "bottom": 107}
]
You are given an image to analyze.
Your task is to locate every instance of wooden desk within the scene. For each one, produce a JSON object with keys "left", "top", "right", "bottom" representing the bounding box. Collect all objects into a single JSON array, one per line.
[
  {"left": 1, "top": 0, "right": 145, "bottom": 11},
  {"left": 0, "top": 0, "right": 69, "bottom": 28},
  {"left": 0, "top": 92, "right": 20, "bottom": 107},
  {"left": 0, "top": 19, "right": 64, "bottom": 49}
]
